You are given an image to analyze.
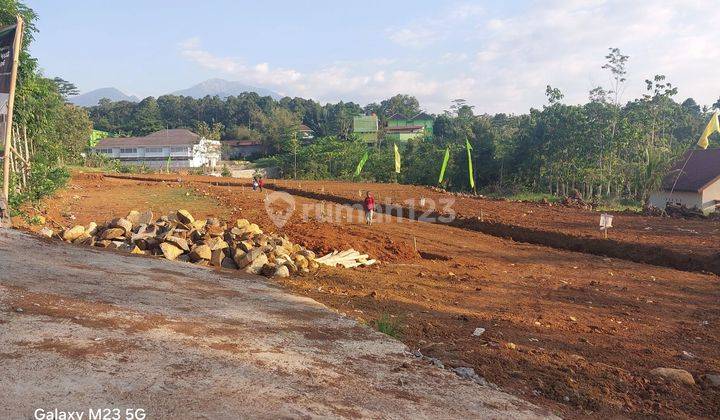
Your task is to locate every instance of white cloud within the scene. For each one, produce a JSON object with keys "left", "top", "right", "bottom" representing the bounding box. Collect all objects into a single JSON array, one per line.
[
  {"left": 386, "top": 3, "right": 484, "bottom": 48},
  {"left": 179, "top": 39, "right": 301, "bottom": 88},
  {"left": 179, "top": 1, "right": 720, "bottom": 114}
]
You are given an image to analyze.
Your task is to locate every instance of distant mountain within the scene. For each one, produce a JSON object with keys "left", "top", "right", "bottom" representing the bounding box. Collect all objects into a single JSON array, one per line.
[
  {"left": 69, "top": 87, "right": 139, "bottom": 107},
  {"left": 171, "top": 78, "right": 282, "bottom": 100}
]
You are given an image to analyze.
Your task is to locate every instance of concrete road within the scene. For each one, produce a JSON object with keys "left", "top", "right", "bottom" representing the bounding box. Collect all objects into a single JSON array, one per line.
[{"left": 0, "top": 229, "right": 555, "bottom": 419}]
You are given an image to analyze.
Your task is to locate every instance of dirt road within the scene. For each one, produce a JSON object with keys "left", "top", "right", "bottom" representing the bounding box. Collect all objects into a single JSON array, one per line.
[
  {"left": 0, "top": 229, "right": 551, "bottom": 419},
  {"left": 18, "top": 172, "right": 720, "bottom": 418}
]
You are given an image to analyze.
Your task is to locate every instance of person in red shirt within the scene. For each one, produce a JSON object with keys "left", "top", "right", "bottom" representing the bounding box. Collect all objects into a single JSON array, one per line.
[
  {"left": 363, "top": 192, "right": 375, "bottom": 225},
  {"left": 258, "top": 177, "right": 264, "bottom": 191}
]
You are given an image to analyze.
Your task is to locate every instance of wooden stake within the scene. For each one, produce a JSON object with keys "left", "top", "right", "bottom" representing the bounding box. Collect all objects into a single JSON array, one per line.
[
  {"left": 413, "top": 236, "right": 417, "bottom": 252},
  {"left": 2, "top": 16, "right": 23, "bottom": 204}
]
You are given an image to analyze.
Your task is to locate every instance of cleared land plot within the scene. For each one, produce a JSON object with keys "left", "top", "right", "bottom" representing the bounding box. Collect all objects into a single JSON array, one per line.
[{"left": 19, "top": 172, "right": 720, "bottom": 418}]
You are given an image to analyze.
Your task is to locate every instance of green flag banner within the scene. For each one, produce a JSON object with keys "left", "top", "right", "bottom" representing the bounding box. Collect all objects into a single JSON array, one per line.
[
  {"left": 465, "top": 139, "right": 475, "bottom": 190},
  {"left": 355, "top": 151, "right": 369, "bottom": 176},
  {"left": 394, "top": 143, "right": 401, "bottom": 173},
  {"left": 438, "top": 146, "right": 450, "bottom": 184}
]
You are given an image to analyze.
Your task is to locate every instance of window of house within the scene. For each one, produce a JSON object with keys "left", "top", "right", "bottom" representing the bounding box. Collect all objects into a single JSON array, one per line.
[
  {"left": 145, "top": 147, "right": 163, "bottom": 153},
  {"left": 96, "top": 148, "right": 112, "bottom": 154},
  {"left": 170, "top": 147, "right": 187, "bottom": 153},
  {"left": 120, "top": 148, "right": 137, "bottom": 154}
]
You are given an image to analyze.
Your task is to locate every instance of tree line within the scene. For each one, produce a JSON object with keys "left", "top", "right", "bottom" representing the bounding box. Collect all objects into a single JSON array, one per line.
[
  {"left": 88, "top": 47, "right": 719, "bottom": 202},
  {"left": 1, "top": 0, "right": 92, "bottom": 207}
]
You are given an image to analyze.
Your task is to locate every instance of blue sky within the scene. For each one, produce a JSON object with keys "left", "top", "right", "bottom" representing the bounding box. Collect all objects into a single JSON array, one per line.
[{"left": 27, "top": 0, "right": 720, "bottom": 113}]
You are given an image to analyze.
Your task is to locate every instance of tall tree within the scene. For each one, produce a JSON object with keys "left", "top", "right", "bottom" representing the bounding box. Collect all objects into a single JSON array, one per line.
[{"left": 131, "top": 97, "right": 164, "bottom": 135}]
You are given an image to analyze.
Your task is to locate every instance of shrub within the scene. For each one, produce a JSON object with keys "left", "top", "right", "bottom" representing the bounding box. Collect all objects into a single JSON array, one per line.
[
  {"left": 374, "top": 313, "right": 403, "bottom": 339},
  {"left": 221, "top": 164, "right": 231, "bottom": 177}
]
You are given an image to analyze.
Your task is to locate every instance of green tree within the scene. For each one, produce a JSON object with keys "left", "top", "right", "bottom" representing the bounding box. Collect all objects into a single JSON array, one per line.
[
  {"left": 131, "top": 97, "right": 164, "bottom": 135},
  {"left": 51, "top": 77, "right": 79, "bottom": 99}
]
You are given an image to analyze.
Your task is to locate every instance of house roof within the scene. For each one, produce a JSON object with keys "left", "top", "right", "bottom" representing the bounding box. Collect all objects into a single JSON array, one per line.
[
  {"left": 224, "top": 140, "right": 261, "bottom": 147},
  {"left": 388, "top": 113, "right": 408, "bottom": 120},
  {"left": 386, "top": 125, "right": 425, "bottom": 133},
  {"left": 95, "top": 129, "right": 201, "bottom": 148},
  {"left": 660, "top": 148, "right": 720, "bottom": 192},
  {"left": 411, "top": 112, "right": 432, "bottom": 120},
  {"left": 298, "top": 124, "right": 313, "bottom": 132}
]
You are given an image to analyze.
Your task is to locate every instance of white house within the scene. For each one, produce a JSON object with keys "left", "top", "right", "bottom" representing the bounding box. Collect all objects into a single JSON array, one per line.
[
  {"left": 92, "top": 129, "right": 221, "bottom": 169},
  {"left": 649, "top": 148, "right": 720, "bottom": 214}
]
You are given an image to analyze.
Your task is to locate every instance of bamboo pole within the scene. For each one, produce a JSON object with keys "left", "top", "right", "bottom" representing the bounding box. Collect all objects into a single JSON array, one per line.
[
  {"left": 10, "top": 144, "right": 28, "bottom": 165},
  {"left": 22, "top": 125, "right": 29, "bottom": 162},
  {"left": 12, "top": 128, "right": 25, "bottom": 188},
  {"left": 2, "top": 16, "right": 23, "bottom": 205},
  {"left": 24, "top": 125, "right": 33, "bottom": 156}
]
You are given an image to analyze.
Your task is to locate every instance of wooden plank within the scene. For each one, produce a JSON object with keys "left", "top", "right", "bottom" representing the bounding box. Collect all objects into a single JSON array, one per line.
[{"left": 1, "top": 16, "right": 24, "bottom": 203}]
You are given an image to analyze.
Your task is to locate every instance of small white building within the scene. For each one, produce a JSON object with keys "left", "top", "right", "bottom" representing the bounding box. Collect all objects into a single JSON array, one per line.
[
  {"left": 649, "top": 148, "right": 720, "bottom": 214},
  {"left": 92, "top": 129, "right": 221, "bottom": 169}
]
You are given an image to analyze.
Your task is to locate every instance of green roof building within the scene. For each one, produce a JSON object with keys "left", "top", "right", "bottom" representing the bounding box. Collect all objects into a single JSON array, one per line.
[
  {"left": 385, "top": 112, "right": 433, "bottom": 142},
  {"left": 353, "top": 114, "right": 379, "bottom": 145}
]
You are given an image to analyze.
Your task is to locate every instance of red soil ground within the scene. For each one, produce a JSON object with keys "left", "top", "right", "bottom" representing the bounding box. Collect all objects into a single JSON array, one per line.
[{"left": 19, "top": 172, "right": 720, "bottom": 418}]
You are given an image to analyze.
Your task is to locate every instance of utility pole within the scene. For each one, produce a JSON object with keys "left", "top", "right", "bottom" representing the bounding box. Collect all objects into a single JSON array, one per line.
[{"left": 2, "top": 16, "right": 24, "bottom": 212}]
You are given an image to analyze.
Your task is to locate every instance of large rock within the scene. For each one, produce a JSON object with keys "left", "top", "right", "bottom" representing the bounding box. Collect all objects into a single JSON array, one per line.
[
  {"left": 130, "top": 246, "right": 145, "bottom": 255},
  {"left": 189, "top": 244, "right": 212, "bottom": 262},
  {"left": 210, "top": 249, "right": 225, "bottom": 267},
  {"left": 111, "top": 218, "right": 133, "bottom": 233},
  {"left": 190, "top": 219, "right": 207, "bottom": 230},
  {"left": 39, "top": 227, "right": 54, "bottom": 238},
  {"left": 126, "top": 210, "right": 141, "bottom": 226},
  {"left": 244, "top": 253, "right": 268, "bottom": 275},
  {"left": 239, "top": 240, "right": 255, "bottom": 253},
  {"left": 236, "top": 248, "right": 264, "bottom": 269},
  {"left": 206, "top": 224, "right": 225, "bottom": 237},
  {"left": 235, "top": 219, "right": 250, "bottom": 229},
  {"left": 233, "top": 249, "right": 247, "bottom": 267},
  {"left": 85, "top": 222, "right": 98, "bottom": 236},
  {"left": 74, "top": 234, "right": 95, "bottom": 246},
  {"left": 293, "top": 254, "right": 309, "bottom": 269},
  {"left": 274, "top": 265, "right": 290, "bottom": 278},
  {"left": 247, "top": 223, "right": 262, "bottom": 235},
  {"left": 176, "top": 209, "right": 195, "bottom": 224},
  {"left": 138, "top": 209, "right": 154, "bottom": 225},
  {"left": 131, "top": 224, "right": 158, "bottom": 242},
  {"left": 650, "top": 368, "right": 695, "bottom": 385},
  {"left": 62, "top": 225, "right": 85, "bottom": 242},
  {"left": 101, "top": 227, "right": 126, "bottom": 240},
  {"left": 160, "top": 242, "right": 184, "bottom": 260},
  {"left": 165, "top": 235, "right": 189, "bottom": 251},
  {"left": 206, "top": 237, "right": 228, "bottom": 251},
  {"left": 260, "top": 263, "right": 277, "bottom": 277}
]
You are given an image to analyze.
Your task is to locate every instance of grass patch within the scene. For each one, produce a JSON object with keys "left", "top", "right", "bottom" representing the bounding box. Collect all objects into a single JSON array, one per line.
[
  {"left": 594, "top": 198, "right": 643, "bottom": 213},
  {"left": 373, "top": 313, "right": 403, "bottom": 339},
  {"left": 489, "top": 191, "right": 560, "bottom": 203}
]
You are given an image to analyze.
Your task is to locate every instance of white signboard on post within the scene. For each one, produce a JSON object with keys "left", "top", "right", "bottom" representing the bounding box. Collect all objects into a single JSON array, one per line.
[{"left": 599, "top": 213, "right": 613, "bottom": 238}]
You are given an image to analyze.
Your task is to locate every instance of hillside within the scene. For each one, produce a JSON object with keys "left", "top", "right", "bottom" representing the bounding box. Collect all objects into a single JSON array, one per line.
[
  {"left": 172, "top": 78, "right": 282, "bottom": 99},
  {"left": 69, "top": 87, "right": 139, "bottom": 107}
]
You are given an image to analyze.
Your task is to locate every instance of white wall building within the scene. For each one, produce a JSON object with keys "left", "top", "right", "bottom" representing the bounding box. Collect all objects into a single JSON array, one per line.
[
  {"left": 92, "top": 129, "right": 221, "bottom": 169},
  {"left": 649, "top": 148, "right": 720, "bottom": 214}
]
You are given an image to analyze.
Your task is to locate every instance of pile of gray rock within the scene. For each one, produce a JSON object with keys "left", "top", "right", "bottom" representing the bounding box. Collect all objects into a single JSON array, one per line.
[{"left": 45, "top": 209, "right": 323, "bottom": 278}]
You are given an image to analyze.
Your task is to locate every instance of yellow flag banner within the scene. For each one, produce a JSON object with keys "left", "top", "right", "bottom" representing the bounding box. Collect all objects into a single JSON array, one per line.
[
  {"left": 697, "top": 111, "right": 720, "bottom": 149},
  {"left": 394, "top": 143, "right": 401, "bottom": 173}
]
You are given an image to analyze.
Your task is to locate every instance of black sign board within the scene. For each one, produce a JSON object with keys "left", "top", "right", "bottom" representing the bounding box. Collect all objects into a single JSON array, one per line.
[{"left": 0, "top": 23, "right": 17, "bottom": 151}]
